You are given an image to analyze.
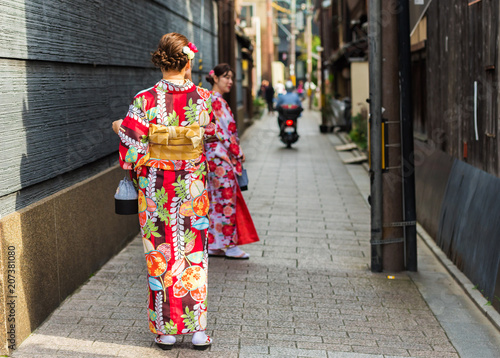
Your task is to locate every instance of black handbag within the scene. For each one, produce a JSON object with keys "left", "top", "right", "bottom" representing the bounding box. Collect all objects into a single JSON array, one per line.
[
  {"left": 114, "top": 176, "right": 138, "bottom": 215},
  {"left": 237, "top": 168, "right": 248, "bottom": 191}
]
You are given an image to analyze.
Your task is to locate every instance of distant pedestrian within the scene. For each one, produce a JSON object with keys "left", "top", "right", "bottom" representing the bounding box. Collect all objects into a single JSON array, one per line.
[
  {"left": 264, "top": 81, "right": 275, "bottom": 114},
  {"left": 275, "top": 81, "right": 285, "bottom": 96},
  {"left": 257, "top": 79, "right": 267, "bottom": 99},
  {"left": 297, "top": 80, "right": 305, "bottom": 100},
  {"left": 112, "top": 32, "right": 212, "bottom": 351},
  {"left": 304, "top": 80, "right": 317, "bottom": 109},
  {"left": 204, "top": 64, "right": 259, "bottom": 259}
]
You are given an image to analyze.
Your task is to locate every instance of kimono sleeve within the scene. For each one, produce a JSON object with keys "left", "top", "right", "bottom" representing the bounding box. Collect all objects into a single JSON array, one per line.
[
  {"left": 214, "top": 98, "right": 243, "bottom": 160},
  {"left": 118, "top": 95, "right": 150, "bottom": 170}
]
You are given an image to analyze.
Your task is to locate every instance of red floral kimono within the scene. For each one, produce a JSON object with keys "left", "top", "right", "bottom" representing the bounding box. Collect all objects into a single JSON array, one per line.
[
  {"left": 205, "top": 91, "right": 259, "bottom": 250},
  {"left": 118, "top": 79, "right": 212, "bottom": 335}
]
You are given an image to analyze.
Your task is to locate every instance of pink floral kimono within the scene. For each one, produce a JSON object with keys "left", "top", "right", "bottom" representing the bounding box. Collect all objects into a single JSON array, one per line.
[{"left": 204, "top": 91, "right": 259, "bottom": 250}]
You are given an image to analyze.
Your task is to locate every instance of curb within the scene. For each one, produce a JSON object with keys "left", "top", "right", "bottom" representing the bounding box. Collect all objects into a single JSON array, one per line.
[
  {"left": 335, "top": 131, "right": 369, "bottom": 172},
  {"left": 334, "top": 131, "right": 500, "bottom": 333}
]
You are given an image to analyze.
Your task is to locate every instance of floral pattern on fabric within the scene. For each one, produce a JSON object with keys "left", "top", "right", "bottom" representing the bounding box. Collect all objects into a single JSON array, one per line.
[
  {"left": 207, "top": 158, "right": 238, "bottom": 249},
  {"left": 118, "top": 79, "right": 212, "bottom": 335},
  {"left": 204, "top": 93, "right": 243, "bottom": 175},
  {"left": 205, "top": 92, "right": 243, "bottom": 250}
]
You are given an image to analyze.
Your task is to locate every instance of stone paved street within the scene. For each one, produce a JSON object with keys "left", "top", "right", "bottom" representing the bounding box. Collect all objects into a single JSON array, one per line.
[{"left": 10, "top": 108, "right": 500, "bottom": 357}]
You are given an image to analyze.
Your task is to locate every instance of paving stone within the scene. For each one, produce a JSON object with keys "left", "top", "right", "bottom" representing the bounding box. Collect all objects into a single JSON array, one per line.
[
  {"left": 269, "top": 347, "right": 327, "bottom": 357},
  {"left": 207, "top": 343, "right": 240, "bottom": 352},
  {"left": 115, "top": 347, "right": 169, "bottom": 357},
  {"left": 295, "top": 328, "right": 348, "bottom": 338},
  {"left": 297, "top": 342, "right": 352, "bottom": 352},
  {"left": 351, "top": 345, "right": 410, "bottom": 356},
  {"left": 35, "top": 323, "right": 74, "bottom": 336},
  {"left": 406, "top": 351, "right": 459, "bottom": 358},
  {"left": 327, "top": 353, "right": 380, "bottom": 358},
  {"left": 266, "top": 339, "right": 297, "bottom": 348},
  {"left": 239, "top": 345, "right": 270, "bottom": 354}
]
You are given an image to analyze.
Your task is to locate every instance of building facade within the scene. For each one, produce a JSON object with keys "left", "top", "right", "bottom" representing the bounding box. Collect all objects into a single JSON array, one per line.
[{"left": 412, "top": 0, "right": 500, "bottom": 313}]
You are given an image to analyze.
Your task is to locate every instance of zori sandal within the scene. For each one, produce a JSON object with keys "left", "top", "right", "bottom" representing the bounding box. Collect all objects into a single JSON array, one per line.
[
  {"left": 154, "top": 334, "right": 175, "bottom": 350},
  {"left": 192, "top": 331, "right": 212, "bottom": 350},
  {"left": 208, "top": 249, "right": 225, "bottom": 257},
  {"left": 225, "top": 246, "right": 250, "bottom": 259}
]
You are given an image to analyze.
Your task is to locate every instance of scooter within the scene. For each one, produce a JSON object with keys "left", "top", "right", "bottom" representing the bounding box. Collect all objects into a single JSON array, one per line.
[{"left": 277, "top": 104, "right": 303, "bottom": 148}]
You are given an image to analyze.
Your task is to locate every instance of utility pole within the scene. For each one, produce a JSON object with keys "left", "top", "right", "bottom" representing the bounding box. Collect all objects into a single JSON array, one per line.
[
  {"left": 217, "top": 0, "right": 237, "bottom": 118},
  {"left": 317, "top": 3, "right": 324, "bottom": 113},
  {"left": 316, "top": 47, "right": 322, "bottom": 110},
  {"left": 305, "top": 0, "right": 312, "bottom": 85},
  {"left": 381, "top": 0, "right": 404, "bottom": 272},
  {"left": 290, "top": 0, "right": 296, "bottom": 85},
  {"left": 368, "top": 0, "right": 383, "bottom": 272},
  {"left": 253, "top": 16, "right": 262, "bottom": 94},
  {"left": 369, "top": 0, "right": 416, "bottom": 272},
  {"left": 266, "top": 0, "right": 274, "bottom": 83}
]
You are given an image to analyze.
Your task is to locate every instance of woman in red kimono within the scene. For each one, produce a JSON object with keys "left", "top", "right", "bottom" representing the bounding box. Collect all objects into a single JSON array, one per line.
[
  {"left": 204, "top": 63, "right": 259, "bottom": 259},
  {"left": 113, "top": 33, "right": 212, "bottom": 350}
]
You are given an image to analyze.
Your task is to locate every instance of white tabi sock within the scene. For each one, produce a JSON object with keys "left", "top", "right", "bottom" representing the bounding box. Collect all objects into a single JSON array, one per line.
[
  {"left": 192, "top": 331, "right": 209, "bottom": 345},
  {"left": 225, "top": 246, "right": 250, "bottom": 258},
  {"left": 157, "top": 335, "right": 176, "bottom": 344}
]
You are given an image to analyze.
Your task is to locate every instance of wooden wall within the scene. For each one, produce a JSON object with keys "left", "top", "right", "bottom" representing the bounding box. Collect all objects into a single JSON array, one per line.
[
  {"left": 425, "top": 0, "right": 499, "bottom": 177},
  {"left": 0, "top": 0, "right": 218, "bottom": 217},
  {"left": 416, "top": 0, "right": 500, "bottom": 314}
]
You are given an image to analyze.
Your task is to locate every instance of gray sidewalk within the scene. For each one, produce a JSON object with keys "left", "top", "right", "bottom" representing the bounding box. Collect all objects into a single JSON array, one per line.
[{"left": 11, "top": 109, "right": 500, "bottom": 357}]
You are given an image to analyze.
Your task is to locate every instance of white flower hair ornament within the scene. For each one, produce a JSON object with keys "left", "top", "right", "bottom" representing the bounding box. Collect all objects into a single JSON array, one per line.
[{"left": 182, "top": 42, "right": 198, "bottom": 60}]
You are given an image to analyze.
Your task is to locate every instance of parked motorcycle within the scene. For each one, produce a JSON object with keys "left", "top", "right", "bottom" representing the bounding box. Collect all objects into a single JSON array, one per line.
[
  {"left": 277, "top": 104, "right": 303, "bottom": 148},
  {"left": 329, "top": 96, "right": 352, "bottom": 132}
]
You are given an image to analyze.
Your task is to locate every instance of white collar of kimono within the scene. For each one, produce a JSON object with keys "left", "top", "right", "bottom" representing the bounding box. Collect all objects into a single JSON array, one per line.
[{"left": 157, "top": 79, "right": 195, "bottom": 93}]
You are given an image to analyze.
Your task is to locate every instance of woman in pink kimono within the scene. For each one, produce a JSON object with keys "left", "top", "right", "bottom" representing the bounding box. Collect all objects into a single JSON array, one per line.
[{"left": 204, "top": 64, "right": 259, "bottom": 258}]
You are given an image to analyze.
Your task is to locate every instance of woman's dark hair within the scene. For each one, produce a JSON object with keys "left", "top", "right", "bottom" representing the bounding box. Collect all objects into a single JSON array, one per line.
[
  {"left": 151, "top": 33, "right": 190, "bottom": 72},
  {"left": 205, "top": 63, "right": 234, "bottom": 86}
]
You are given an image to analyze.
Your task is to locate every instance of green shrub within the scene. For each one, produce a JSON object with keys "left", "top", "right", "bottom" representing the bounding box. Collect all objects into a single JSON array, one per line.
[
  {"left": 349, "top": 113, "right": 367, "bottom": 151},
  {"left": 253, "top": 96, "right": 266, "bottom": 118}
]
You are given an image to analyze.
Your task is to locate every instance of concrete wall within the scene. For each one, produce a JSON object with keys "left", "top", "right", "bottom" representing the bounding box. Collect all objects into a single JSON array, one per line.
[
  {"left": 0, "top": 166, "right": 139, "bottom": 353},
  {"left": 0, "top": 0, "right": 218, "bottom": 354}
]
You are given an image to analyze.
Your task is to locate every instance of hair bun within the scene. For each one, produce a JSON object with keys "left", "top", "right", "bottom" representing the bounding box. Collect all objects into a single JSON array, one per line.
[
  {"left": 205, "top": 63, "right": 233, "bottom": 87},
  {"left": 205, "top": 73, "right": 215, "bottom": 85},
  {"left": 151, "top": 33, "right": 190, "bottom": 72}
]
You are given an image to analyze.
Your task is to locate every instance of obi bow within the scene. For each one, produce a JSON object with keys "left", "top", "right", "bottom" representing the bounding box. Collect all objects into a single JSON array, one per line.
[
  {"left": 149, "top": 123, "right": 204, "bottom": 149},
  {"left": 135, "top": 124, "right": 205, "bottom": 167}
]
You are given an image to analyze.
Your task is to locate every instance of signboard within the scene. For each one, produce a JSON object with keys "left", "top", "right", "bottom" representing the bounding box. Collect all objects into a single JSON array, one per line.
[
  {"left": 410, "top": 0, "right": 433, "bottom": 36},
  {"left": 296, "top": 11, "right": 304, "bottom": 31}
]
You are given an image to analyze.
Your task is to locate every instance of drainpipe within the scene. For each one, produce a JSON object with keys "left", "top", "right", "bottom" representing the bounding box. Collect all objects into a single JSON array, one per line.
[{"left": 397, "top": 0, "right": 417, "bottom": 271}]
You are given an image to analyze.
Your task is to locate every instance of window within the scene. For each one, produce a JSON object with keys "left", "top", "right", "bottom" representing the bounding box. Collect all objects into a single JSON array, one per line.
[{"left": 239, "top": 4, "right": 254, "bottom": 28}]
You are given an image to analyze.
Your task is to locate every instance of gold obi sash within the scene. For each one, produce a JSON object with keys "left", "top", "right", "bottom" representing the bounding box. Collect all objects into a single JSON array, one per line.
[{"left": 143, "top": 123, "right": 205, "bottom": 164}]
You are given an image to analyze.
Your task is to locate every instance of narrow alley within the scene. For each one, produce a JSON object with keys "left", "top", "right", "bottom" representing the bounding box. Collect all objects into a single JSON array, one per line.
[{"left": 11, "top": 109, "right": 500, "bottom": 357}]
